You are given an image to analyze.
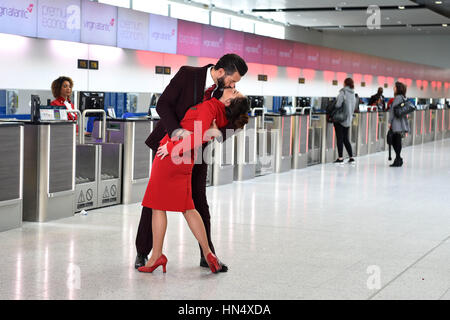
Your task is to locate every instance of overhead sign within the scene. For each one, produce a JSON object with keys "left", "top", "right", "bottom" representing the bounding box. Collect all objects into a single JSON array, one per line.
[
  {"left": 223, "top": 28, "right": 244, "bottom": 57},
  {"left": 148, "top": 14, "right": 177, "bottom": 54},
  {"left": 37, "top": 0, "right": 81, "bottom": 42},
  {"left": 200, "top": 24, "right": 224, "bottom": 59},
  {"left": 117, "top": 7, "right": 149, "bottom": 51},
  {"left": 80, "top": 0, "right": 117, "bottom": 47},
  {"left": 177, "top": 19, "right": 202, "bottom": 56},
  {"left": 0, "top": 0, "right": 38, "bottom": 37}
]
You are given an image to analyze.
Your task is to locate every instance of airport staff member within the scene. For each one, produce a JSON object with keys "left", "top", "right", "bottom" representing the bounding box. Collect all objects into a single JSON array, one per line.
[{"left": 50, "top": 76, "right": 77, "bottom": 121}]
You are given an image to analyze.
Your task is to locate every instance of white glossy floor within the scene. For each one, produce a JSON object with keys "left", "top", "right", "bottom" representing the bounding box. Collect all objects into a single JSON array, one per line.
[{"left": 1, "top": 139, "right": 450, "bottom": 300}]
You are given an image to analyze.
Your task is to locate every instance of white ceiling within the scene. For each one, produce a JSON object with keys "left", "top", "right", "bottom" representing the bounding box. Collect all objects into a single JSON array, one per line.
[{"left": 187, "top": 0, "right": 450, "bottom": 35}]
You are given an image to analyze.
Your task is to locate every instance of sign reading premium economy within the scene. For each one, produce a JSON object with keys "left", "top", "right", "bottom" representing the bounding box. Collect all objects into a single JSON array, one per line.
[
  {"left": 117, "top": 7, "right": 149, "bottom": 50},
  {"left": 37, "top": 0, "right": 81, "bottom": 42},
  {"left": 148, "top": 14, "right": 177, "bottom": 54},
  {"left": 80, "top": 0, "right": 117, "bottom": 46},
  {"left": 0, "top": 0, "right": 37, "bottom": 37}
]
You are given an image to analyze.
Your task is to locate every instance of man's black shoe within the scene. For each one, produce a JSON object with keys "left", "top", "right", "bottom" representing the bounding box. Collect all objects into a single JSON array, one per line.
[
  {"left": 135, "top": 254, "right": 148, "bottom": 269},
  {"left": 200, "top": 256, "right": 228, "bottom": 272}
]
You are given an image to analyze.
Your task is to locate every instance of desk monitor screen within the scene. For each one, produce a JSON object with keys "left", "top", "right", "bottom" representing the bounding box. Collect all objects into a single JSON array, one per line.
[{"left": 79, "top": 91, "right": 105, "bottom": 116}]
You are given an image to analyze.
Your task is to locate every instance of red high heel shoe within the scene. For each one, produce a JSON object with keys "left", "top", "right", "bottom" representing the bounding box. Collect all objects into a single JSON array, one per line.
[
  {"left": 206, "top": 253, "right": 222, "bottom": 273},
  {"left": 137, "top": 254, "right": 168, "bottom": 273}
]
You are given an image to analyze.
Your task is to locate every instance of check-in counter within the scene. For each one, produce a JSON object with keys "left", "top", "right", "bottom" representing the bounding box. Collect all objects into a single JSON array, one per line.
[
  {"left": 307, "top": 114, "right": 325, "bottom": 166},
  {"left": 423, "top": 109, "right": 434, "bottom": 143},
  {"left": 355, "top": 112, "right": 370, "bottom": 156},
  {"left": 234, "top": 116, "right": 257, "bottom": 181},
  {"left": 97, "top": 142, "right": 122, "bottom": 207},
  {"left": 210, "top": 131, "right": 235, "bottom": 186},
  {"left": 323, "top": 119, "right": 336, "bottom": 163},
  {"left": 74, "top": 112, "right": 123, "bottom": 210},
  {"left": 435, "top": 109, "right": 445, "bottom": 140},
  {"left": 376, "top": 111, "right": 389, "bottom": 152},
  {"left": 75, "top": 144, "right": 99, "bottom": 211},
  {"left": 403, "top": 114, "right": 414, "bottom": 147},
  {"left": 445, "top": 109, "right": 450, "bottom": 139},
  {"left": 96, "top": 118, "right": 154, "bottom": 204},
  {"left": 23, "top": 122, "right": 76, "bottom": 222},
  {"left": 291, "top": 112, "right": 309, "bottom": 169},
  {"left": 368, "top": 111, "right": 379, "bottom": 154},
  {"left": 255, "top": 114, "right": 277, "bottom": 176},
  {"left": 413, "top": 110, "right": 425, "bottom": 145},
  {"left": 264, "top": 113, "right": 292, "bottom": 173},
  {"left": 0, "top": 122, "right": 23, "bottom": 231}
]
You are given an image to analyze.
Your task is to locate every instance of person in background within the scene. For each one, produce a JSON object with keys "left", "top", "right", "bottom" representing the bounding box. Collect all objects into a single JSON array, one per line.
[
  {"left": 51, "top": 76, "right": 76, "bottom": 121},
  {"left": 333, "top": 78, "right": 356, "bottom": 164},
  {"left": 388, "top": 82, "right": 410, "bottom": 167},
  {"left": 368, "top": 87, "right": 386, "bottom": 111}
]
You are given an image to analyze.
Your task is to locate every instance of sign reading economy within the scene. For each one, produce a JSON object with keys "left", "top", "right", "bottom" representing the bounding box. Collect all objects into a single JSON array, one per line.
[{"left": 117, "top": 7, "right": 149, "bottom": 51}]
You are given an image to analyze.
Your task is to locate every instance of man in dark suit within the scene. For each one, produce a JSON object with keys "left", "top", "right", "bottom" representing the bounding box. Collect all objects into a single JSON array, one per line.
[{"left": 135, "top": 54, "right": 248, "bottom": 271}]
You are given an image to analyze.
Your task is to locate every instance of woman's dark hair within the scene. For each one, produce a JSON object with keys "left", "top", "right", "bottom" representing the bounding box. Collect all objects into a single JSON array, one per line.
[
  {"left": 214, "top": 54, "right": 248, "bottom": 77},
  {"left": 51, "top": 76, "right": 73, "bottom": 98},
  {"left": 394, "top": 81, "right": 407, "bottom": 96},
  {"left": 225, "top": 97, "right": 250, "bottom": 129},
  {"left": 344, "top": 78, "right": 354, "bottom": 89}
]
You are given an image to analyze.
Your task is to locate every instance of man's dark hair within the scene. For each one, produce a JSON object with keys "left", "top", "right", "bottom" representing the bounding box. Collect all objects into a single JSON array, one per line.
[{"left": 214, "top": 54, "right": 248, "bottom": 77}]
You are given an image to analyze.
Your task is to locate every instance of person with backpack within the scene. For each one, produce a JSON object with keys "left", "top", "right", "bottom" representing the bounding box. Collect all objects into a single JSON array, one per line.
[
  {"left": 333, "top": 78, "right": 356, "bottom": 163},
  {"left": 388, "top": 81, "right": 410, "bottom": 167}
]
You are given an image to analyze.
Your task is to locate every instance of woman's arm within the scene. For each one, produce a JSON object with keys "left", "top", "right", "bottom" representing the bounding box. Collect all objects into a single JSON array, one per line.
[{"left": 159, "top": 99, "right": 222, "bottom": 158}]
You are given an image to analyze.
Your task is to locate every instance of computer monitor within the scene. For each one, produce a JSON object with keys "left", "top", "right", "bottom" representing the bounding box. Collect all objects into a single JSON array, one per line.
[
  {"left": 320, "top": 97, "right": 334, "bottom": 112},
  {"left": 296, "top": 97, "right": 311, "bottom": 108},
  {"left": 78, "top": 91, "right": 105, "bottom": 116}
]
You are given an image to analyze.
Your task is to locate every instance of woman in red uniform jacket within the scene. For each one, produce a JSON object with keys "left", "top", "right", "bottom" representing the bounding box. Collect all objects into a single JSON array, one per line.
[
  {"left": 138, "top": 88, "right": 249, "bottom": 274},
  {"left": 50, "top": 76, "right": 77, "bottom": 121}
]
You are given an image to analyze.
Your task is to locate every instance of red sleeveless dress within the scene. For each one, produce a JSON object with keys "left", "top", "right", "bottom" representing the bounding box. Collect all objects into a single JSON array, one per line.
[{"left": 142, "top": 98, "right": 228, "bottom": 212}]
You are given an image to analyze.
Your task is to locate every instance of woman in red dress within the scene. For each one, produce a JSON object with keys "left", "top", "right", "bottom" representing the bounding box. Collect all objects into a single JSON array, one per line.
[{"left": 138, "top": 88, "right": 249, "bottom": 274}]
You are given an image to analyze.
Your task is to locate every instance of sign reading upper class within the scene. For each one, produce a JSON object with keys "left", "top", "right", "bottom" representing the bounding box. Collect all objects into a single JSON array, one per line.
[{"left": 0, "top": 0, "right": 448, "bottom": 82}]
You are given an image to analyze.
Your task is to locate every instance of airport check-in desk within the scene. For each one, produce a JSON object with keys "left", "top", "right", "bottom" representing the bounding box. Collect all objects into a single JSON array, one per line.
[
  {"left": 23, "top": 121, "right": 76, "bottom": 222},
  {"left": 234, "top": 115, "right": 257, "bottom": 181},
  {"left": 264, "top": 113, "right": 293, "bottom": 173},
  {"left": 75, "top": 112, "right": 123, "bottom": 211},
  {"left": 291, "top": 109, "right": 310, "bottom": 169},
  {"left": 0, "top": 122, "right": 23, "bottom": 231},
  {"left": 95, "top": 118, "right": 155, "bottom": 204},
  {"left": 210, "top": 127, "right": 235, "bottom": 186}
]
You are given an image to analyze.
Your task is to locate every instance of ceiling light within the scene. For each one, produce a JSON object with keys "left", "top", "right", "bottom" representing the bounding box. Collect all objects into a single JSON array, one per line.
[
  {"left": 398, "top": 6, "right": 405, "bottom": 9},
  {"left": 443, "top": 24, "right": 448, "bottom": 27},
  {"left": 435, "top": 1, "right": 442, "bottom": 4}
]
